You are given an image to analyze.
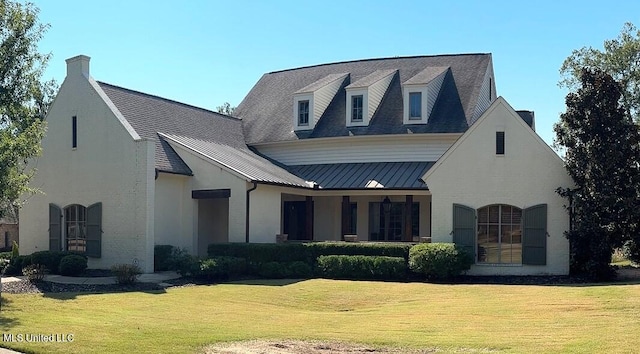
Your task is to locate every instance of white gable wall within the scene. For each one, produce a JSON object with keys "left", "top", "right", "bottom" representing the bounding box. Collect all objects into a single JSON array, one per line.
[
  {"left": 424, "top": 97, "right": 572, "bottom": 275},
  {"left": 154, "top": 173, "right": 193, "bottom": 251},
  {"left": 20, "top": 60, "right": 156, "bottom": 272},
  {"left": 166, "top": 143, "right": 248, "bottom": 245}
]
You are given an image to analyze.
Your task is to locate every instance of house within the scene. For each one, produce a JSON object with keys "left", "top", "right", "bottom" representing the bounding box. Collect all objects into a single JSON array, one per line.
[{"left": 19, "top": 54, "right": 572, "bottom": 275}]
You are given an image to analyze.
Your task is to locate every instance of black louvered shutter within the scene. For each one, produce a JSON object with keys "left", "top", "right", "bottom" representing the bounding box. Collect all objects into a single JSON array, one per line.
[
  {"left": 49, "top": 203, "right": 62, "bottom": 251},
  {"left": 523, "top": 204, "right": 547, "bottom": 265},
  {"left": 86, "top": 202, "right": 102, "bottom": 258},
  {"left": 453, "top": 204, "right": 476, "bottom": 258}
]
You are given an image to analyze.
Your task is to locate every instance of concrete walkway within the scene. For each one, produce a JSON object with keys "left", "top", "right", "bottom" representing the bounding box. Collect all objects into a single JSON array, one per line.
[{"left": 0, "top": 271, "right": 181, "bottom": 285}]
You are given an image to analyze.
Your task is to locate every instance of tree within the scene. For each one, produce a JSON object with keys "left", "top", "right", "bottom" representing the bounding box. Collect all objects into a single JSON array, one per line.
[
  {"left": 560, "top": 22, "right": 640, "bottom": 121},
  {"left": 215, "top": 102, "right": 235, "bottom": 116},
  {"left": 0, "top": 1, "right": 56, "bottom": 219},
  {"left": 554, "top": 68, "right": 640, "bottom": 280}
]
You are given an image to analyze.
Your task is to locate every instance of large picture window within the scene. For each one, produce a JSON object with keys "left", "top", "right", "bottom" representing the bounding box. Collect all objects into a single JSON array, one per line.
[
  {"left": 65, "top": 204, "right": 87, "bottom": 252},
  {"left": 477, "top": 204, "right": 522, "bottom": 264}
]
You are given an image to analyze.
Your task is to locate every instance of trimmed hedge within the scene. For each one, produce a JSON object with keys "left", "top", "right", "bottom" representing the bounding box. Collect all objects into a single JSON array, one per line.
[
  {"left": 208, "top": 242, "right": 413, "bottom": 267},
  {"left": 154, "top": 245, "right": 175, "bottom": 271},
  {"left": 31, "top": 250, "right": 83, "bottom": 274},
  {"left": 316, "top": 255, "right": 406, "bottom": 280},
  {"left": 58, "top": 254, "right": 88, "bottom": 276},
  {"left": 208, "top": 243, "right": 308, "bottom": 264},
  {"left": 257, "top": 261, "right": 313, "bottom": 279},
  {"left": 197, "top": 257, "right": 247, "bottom": 280},
  {"left": 408, "top": 243, "right": 473, "bottom": 280}
]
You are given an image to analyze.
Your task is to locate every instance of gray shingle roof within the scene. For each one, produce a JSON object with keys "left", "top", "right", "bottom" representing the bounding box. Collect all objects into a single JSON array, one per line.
[
  {"left": 296, "top": 73, "right": 349, "bottom": 94},
  {"left": 403, "top": 66, "right": 449, "bottom": 85},
  {"left": 160, "top": 133, "right": 309, "bottom": 187},
  {"left": 287, "top": 162, "right": 434, "bottom": 189},
  {"left": 234, "top": 54, "right": 492, "bottom": 144},
  {"left": 98, "top": 82, "right": 246, "bottom": 175},
  {"left": 345, "top": 69, "right": 397, "bottom": 89}
]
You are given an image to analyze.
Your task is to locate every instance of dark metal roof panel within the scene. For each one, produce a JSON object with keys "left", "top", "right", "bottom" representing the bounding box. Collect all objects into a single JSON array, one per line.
[
  {"left": 162, "top": 134, "right": 309, "bottom": 187},
  {"left": 288, "top": 162, "right": 434, "bottom": 189}
]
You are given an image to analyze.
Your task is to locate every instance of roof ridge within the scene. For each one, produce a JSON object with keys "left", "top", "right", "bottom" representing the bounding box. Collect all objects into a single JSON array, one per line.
[
  {"left": 97, "top": 81, "right": 241, "bottom": 122},
  {"left": 268, "top": 53, "right": 491, "bottom": 74}
]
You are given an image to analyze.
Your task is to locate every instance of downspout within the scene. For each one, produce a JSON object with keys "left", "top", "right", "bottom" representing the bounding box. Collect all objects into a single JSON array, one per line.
[{"left": 245, "top": 181, "right": 258, "bottom": 243}]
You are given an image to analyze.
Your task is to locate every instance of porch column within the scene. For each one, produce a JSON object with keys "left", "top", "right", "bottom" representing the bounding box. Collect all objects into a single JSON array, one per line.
[
  {"left": 306, "top": 196, "right": 314, "bottom": 240},
  {"left": 341, "top": 196, "right": 350, "bottom": 240},
  {"left": 404, "top": 195, "right": 413, "bottom": 242}
]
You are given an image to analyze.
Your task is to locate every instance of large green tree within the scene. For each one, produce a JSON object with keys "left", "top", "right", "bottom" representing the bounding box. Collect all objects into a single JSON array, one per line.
[
  {"left": 560, "top": 22, "right": 640, "bottom": 121},
  {"left": 554, "top": 68, "right": 640, "bottom": 280},
  {"left": 0, "top": 1, "right": 55, "bottom": 219}
]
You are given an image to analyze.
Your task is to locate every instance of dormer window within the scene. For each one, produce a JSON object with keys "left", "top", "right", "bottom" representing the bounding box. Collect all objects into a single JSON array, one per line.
[
  {"left": 345, "top": 69, "right": 397, "bottom": 127},
  {"left": 402, "top": 66, "right": 448, "bottom": 125},
  {"left": 409, "top": 92, "right": 422, "bottom": 120},
  {"left": 351, "top": 95, "right": 363, "bottom": 122},
  {"left": 293, "top": 73, "right": 349, "bottom": 131},
  {"left": 298, "top": 100, "right": 309, "bottom": 126}
]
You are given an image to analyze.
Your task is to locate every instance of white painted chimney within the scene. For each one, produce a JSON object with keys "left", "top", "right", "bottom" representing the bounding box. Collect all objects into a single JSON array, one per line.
[{"left": 65, "top": 55, "right": 90, "bottom": 77}]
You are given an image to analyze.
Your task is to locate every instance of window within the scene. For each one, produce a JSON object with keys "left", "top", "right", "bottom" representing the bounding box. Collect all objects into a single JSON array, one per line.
[
  {"left": 409, "top": 92, "right": 422, "bottom": 119},
  {"left": 298, "top": 100, "right": 309, "bottom": 126},
  {"left": 65, "top": 204, "right": 87, "bottom": 252},
  {"left": 72, "top": 116, "right": 77, "bottom": 148},
  {"left": 351, "top": 95, "right": 363, "bottom": 122},
  {"left": 368, "top": 202, "right": 419, "bottom": 241},
  {"left": 477, "top": 205, "right": 522, "bottom": 264},
  {"left": 496, "top": 131, "right": 505, "bottom": 155},
  {"left": 348, "top": 203, "right": 357, "bottom": 234}
]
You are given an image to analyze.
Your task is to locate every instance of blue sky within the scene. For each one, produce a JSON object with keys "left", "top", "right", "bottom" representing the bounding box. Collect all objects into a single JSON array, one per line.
[{"left": 32, "top": 0, "right": 640, "bottom": 145}]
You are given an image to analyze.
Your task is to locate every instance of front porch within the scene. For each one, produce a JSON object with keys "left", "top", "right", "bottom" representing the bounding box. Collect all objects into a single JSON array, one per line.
[{"left": 280, "top": 192, "right": 431, "bottom": 243}]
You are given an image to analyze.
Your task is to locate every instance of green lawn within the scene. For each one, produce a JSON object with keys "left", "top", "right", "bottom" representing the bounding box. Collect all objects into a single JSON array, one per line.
[{"left": 1, "top": 279, "right": 639, "bottom": 353}]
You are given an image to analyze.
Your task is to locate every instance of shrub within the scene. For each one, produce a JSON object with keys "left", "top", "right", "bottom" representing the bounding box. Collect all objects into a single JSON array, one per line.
[
  {"left": 23, "top": 264, "right": 47, "bottom": 282},
  {"left": 408, "top": 243, "right": 473, "bottom": 280},
  {"left": 58, "top": 254, "right": 88, "bottom": 276},
  {"left": 258, "top": 261, "right": 290, "bottom": 279},
  {"left": 170, "top": 248, "right": 200, "bottom": 276},
  {"left": 287, "top": 261, "right": 313, "bottom": 278},
  {"left": 3, "top": 264, "right": 19, "bottom": 276},
  {"left": 111, "top": 264, "right": 142, "bottom": 285},
  {"left": 154, "top": 245, "right": 175, "bottom": 271},
  {"left": 316, "top": 255, "right": 406, "bottom": 280},
  {"left": 208, "top": 243, "right": 308, "bottom": 264},
  {"left": 9, "top": 254, "right": 32, "bottom": 273},
  {"left": 305, "top": 242, "right": 412, "bottom": 262},
  {"left": 30, "top": 250, "right": 81, "bottom": 274},
  {"left": 622, "top": 240, "right": 640, "bottom": 265},
  {"left": 11, "top": 240, "right": 19, "bottom": 259},
  {"left": 197, "top": 257, "right": 247, "bottom": 280},
  {"left": 0, "top": 251, "right": 11, "bottom": 261}
]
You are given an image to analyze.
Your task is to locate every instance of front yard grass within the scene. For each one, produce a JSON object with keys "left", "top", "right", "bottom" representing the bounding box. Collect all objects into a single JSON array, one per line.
[{"left": 1, "top": 278, "right": 639, "bottom": 353}]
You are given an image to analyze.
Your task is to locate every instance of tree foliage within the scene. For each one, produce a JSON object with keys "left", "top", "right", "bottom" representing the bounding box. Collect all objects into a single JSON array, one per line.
[
  {"left": 560, "top": 22, "right": 640, "bottom": 121},
  {"left": 554, "top": 68, "right": 640, "bottom": 280},
  {"left": 0, "top": 1, "right": 56, "bottom": 218},
  {"left": 215, "top": 102, "right": 235, "bottom": 116}
]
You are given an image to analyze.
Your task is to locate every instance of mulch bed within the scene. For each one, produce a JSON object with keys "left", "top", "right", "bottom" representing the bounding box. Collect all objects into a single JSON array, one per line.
[{"left": 1, "top": 268, "right": 638, "bottom": 295}]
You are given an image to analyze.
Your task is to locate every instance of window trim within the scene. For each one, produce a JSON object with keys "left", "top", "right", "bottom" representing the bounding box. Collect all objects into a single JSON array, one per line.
[
  {"left": 476, "top": 204, "right": 522, "bottom": 265},
  {"left": 64, "top": 204, "right": 87, "bottom": 253},
  {"left": 351, "top": 95, "right": 363, "bottom": 122},
  {"left": 496, "top": 131, "right": 505, "bottom": 155},
  {"left": 72, "top": 116, "right": 77, "bottom": 149},
  {"left": 409, "top": 92, "right": 422, "bottom": 120},
  {"left": 298, "top": 100, "right": 309, "bottom": 126}
]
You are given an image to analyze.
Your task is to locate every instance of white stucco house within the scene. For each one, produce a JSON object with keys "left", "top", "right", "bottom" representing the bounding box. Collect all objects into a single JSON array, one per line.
[{"left": 20, "top": 54, "right": 572, "bottom": 274}]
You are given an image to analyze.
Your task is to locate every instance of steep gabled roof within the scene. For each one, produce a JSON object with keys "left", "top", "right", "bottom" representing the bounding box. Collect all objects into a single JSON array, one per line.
[
  {"left": 234, "top": 54, "right": 492, "bottom": 144},
  {"left": 98, "top": 82, "right": 245, "bottom": 175}
]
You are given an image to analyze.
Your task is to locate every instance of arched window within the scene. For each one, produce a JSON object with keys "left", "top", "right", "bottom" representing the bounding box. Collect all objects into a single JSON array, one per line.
[
  {"left": 477, "top": 204, "right": 522, "bottom": 264},
  {"left": 64, "top": 204, "right": 87, "bottom": 252}
]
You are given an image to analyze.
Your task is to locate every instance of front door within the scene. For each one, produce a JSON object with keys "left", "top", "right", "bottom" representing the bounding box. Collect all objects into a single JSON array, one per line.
[{"left": 283, "top": 201, "right": 313, "bottom": 240}]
